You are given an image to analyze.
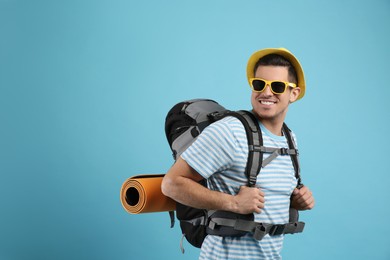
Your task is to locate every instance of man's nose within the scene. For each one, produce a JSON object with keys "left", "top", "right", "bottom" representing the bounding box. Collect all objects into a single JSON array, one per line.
[{"left": 262, "top": 85, "right": 273, "bottom": 96}]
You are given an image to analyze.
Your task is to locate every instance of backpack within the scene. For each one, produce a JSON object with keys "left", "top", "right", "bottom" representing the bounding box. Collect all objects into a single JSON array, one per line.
[{"left": 164, "top": 99, "right": 305, "bottom": 252}]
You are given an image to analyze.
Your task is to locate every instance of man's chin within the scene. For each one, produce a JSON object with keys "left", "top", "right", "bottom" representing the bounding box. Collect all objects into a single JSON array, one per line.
[{"left": 252, "top": 109, "right": 274, "bottom": 119}]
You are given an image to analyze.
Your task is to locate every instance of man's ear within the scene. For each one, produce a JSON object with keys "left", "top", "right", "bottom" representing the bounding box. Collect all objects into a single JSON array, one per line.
[{"left": 289, "top": 87, "right": 301, "bottom": 103}]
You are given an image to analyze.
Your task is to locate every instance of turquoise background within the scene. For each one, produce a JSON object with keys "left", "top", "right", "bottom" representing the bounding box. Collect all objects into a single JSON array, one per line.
[{"left": 1, "top": 0, "right": 389, "bottom": 259}]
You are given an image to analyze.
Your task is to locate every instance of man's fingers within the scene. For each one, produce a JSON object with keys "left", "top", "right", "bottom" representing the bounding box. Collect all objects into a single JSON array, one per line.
[
  {"left": 293, "top": 186, "right": 311, "bottom": 199},
  {"left": 254, "top": 202, "right": 264, "bottom": 213},
  {"left": 295, "top": 192, "right": 314, "bottom": 209},
  {"left": 295, "top": 192, "right": 311, "bottom": 204}
]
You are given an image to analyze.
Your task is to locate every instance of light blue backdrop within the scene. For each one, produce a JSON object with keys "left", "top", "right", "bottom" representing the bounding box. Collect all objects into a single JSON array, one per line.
[{"left": 1, "top": 0, "right": 389, "bottom": 259}]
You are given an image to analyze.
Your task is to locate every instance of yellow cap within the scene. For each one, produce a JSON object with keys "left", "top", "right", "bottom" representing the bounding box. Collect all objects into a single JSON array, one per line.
[{"left": 246, "top": 48, "right": 305, "bottom": 101}]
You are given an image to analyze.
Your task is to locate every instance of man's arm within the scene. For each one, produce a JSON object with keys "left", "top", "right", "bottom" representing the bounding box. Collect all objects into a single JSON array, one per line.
[
  {"left": 291, "top": 185, "right": 315, "bottom": 210},
  {"left": 161, "top": 157, "right": 265, "bottom": 215}
]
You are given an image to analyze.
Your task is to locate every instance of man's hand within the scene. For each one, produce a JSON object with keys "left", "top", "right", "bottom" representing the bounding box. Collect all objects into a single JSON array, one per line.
[
  {"left": 233, "top": 186, "right": 265, "bottom": 214},
  {"left": 290, "top": 185, "right": 315, "bottom": 210},
  {"left": 163, "top": 157, "right": 266, "bottom": 214}
]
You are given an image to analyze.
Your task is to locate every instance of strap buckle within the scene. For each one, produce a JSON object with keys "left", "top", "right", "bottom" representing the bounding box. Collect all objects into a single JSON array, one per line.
[
  {"left": 268, "top": 224, "right": 286, "bottom": 236},
  {"left": 208, "top": 111, "right": 227, "bottom": 121},
  {"left": 248, "top": 145, "right": 263, "bottom": 152},
  {"left": 253, "top": 224, "right": 267, "bottom": 240},
  {"left": 268, "top": 222, "right": 306, "bottom": 236},
  {"left": 279, "top": 148, "right": 288, "bottom": 155}
]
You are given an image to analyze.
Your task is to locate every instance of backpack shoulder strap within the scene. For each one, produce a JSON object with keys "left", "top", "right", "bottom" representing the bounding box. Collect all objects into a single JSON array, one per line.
[
  {"left": 212, "top": 110, "right": 262, "bottom": 187},
  {"left": 237, "top": 111, "right": 263, "bottom": 187},
  {"left": 282, "top": 123, "right": 302, "bottom": 187}
]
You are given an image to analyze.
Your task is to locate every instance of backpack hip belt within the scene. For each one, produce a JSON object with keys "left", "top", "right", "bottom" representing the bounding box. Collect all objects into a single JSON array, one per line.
[{"left": 207, "top": 215, "right": 305, "bottom": 240}]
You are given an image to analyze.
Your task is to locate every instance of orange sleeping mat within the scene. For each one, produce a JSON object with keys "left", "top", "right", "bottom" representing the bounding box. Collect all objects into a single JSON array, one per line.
[{"left": 120, "top": 174, "right": 176, "bottom": 214}]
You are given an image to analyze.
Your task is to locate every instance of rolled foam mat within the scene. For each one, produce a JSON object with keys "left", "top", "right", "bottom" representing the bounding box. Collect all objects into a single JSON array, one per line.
[{"left": 120, "top": 174, "right": 176, "bottom": 214}]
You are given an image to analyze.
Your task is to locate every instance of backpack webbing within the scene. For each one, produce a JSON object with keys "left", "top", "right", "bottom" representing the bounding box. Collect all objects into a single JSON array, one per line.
[
  {"left": 210, "top": 110, "right": 262, "bottom": 187},
  {"left": 205, "top": 114, "right": 305, "bottom": 240}
]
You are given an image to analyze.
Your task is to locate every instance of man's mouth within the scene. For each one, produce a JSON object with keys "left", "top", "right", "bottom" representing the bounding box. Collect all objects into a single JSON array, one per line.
[{"left": 258, "top": 99, "right": 276, "bottom": 105}]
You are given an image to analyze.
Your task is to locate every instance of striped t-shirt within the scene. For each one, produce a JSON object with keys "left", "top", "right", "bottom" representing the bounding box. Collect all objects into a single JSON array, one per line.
[{"left": 181, "top": 116, "right": 298, "bottom": 260}]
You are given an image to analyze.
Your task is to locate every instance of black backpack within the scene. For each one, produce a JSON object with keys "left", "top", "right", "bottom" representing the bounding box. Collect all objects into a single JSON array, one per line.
[{"left": 165, "top": 99, "right": 305, "bottom": 252}]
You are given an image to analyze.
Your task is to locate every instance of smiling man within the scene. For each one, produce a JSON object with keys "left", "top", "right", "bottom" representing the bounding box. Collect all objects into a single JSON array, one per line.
[
  {"left": 249, "top": 49, "right": 302, "bottom": 136},
  {"left": 162, "top": 48, "right": 315, "bottom": 259}
]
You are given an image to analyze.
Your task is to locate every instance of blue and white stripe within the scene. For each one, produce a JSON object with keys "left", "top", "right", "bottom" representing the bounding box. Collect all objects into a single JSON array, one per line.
[{"left": 181, "top": 116, "right": 298, "bottom": 260}]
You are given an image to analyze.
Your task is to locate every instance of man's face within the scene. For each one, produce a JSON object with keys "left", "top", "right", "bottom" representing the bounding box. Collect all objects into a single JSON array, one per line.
[{"left": 251, "top": 65, "right": 301, "bottom": 125}]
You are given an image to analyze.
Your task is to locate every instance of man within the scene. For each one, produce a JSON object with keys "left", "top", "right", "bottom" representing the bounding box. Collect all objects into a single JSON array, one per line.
[{"left": 162, "top": 48, "right": 315, "bottom": 259}]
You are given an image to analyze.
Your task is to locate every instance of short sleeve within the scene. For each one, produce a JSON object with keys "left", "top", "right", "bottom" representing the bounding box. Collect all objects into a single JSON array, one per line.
[{"left": 181, "top": 120, "right": 237, "bottom": 179}]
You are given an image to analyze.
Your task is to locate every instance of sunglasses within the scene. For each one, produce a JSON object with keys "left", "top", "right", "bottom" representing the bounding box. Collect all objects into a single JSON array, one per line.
[{"left": 249, "top": 78, "right": 297, "bottom": 94}]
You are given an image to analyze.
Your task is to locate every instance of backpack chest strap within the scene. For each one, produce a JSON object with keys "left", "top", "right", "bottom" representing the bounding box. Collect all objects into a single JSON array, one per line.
[{"left": 248, "top": 145, "right": 299, "bottom": 167}]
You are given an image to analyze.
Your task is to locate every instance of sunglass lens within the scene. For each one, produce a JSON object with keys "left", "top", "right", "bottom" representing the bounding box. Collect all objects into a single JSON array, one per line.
[
  {"left": 252, "top": 80, "right": 266, "bottom": 92},
  {"left": 270, "top": 82, "right": 286, "bottom": 94}
]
